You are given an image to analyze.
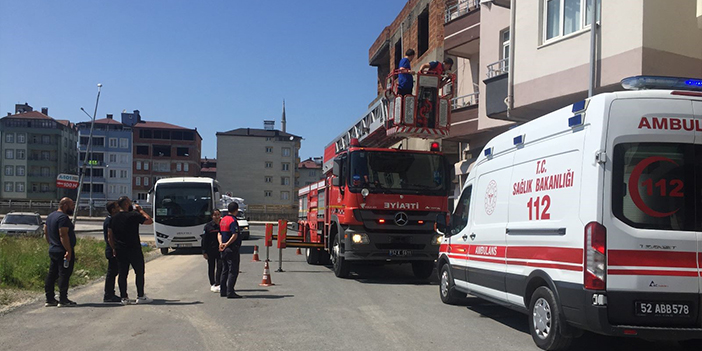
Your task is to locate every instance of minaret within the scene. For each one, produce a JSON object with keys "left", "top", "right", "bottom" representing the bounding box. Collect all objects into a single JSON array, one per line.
[{"left": 281, "top": 100, "right": 287, "bottom": 133}]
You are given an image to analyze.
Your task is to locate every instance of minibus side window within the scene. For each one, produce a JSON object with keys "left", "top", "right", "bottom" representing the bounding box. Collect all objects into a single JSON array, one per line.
[
  {"left": 612, "top": 143, "right": 696, "bottom": 231},
  {"left": 450, "top": 185, "right": 472, "bottom": 235}
]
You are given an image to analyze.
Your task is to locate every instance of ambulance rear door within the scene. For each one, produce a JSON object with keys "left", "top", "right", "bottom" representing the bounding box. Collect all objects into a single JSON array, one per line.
[
  {"left": 604, "top": 96, "right": 700, "bottom": 328},
  {"left": 694, "top": 100, "right": 702, "bottom": 297}
]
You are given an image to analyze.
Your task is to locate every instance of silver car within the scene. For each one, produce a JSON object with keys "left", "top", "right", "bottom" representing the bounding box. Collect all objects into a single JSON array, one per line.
[{"left": 0, "top": 212, "right": 43, "bottom": 236}]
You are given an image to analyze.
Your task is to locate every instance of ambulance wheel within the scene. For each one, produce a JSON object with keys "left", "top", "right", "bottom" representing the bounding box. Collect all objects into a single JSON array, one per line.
[
  {"left": 529, "top": 286, "right": 572, "bottom": 351},
  {"left": 412, "top": 261, "right": 434, "bottom": 279},
  {"left": 679, "top": 339, "right": 702, "bottom": 349},
  {"left": 305, "top": 247, "right": 320, "bottom": 265},
  {"left": 331, "top": 235, "right": 350, "bottom": 278},
  {"left": 439, "top": 264, "right": 465, "bottom": 305},
  {"left": 160, "top": 248, "right": 168, "bottom": 255}
]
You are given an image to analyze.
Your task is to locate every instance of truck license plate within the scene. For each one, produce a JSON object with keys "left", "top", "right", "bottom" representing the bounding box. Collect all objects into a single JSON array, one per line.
[
  {"left": 635, "top": 301, "right": 692, "bottom": 317},
  {"left": 389, "top": 250, "right": 411, "bottom": 257}
]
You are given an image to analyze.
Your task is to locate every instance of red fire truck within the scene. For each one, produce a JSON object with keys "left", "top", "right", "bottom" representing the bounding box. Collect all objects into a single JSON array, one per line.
[{"left": 298, "top": 70, "right": 456, "bottom": 278}]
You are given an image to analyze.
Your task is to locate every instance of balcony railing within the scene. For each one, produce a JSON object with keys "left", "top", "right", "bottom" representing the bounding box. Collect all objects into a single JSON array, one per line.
[
  {"left": 445, "top": 0, "right": 480, "bottom": 23},
  {"left": 487, "top": 58, "right": 509, "bottom": 78},
  {"left": 451, "top": 92, "right": 480, "bottom": 110}
]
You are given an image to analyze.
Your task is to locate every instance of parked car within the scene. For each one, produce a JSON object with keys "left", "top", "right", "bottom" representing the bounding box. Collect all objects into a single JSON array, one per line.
[
  {"left": 0, "top": 212, "right": 43, "bottom": 236},
  {"left": 219, "top": 209, "right": 250, "bottom": 240}
]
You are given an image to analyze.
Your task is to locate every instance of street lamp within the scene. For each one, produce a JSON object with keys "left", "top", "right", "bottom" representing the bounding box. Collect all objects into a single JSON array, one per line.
[{"left": 73, "top": 83, "right": 102, "bottom": 223}]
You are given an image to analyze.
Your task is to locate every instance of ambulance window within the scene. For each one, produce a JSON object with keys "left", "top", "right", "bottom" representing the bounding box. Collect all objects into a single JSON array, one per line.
[
  {"left": 612, "top": 143, "right": 696, "bottom": 231},
  {"left": 450, "top": 185, "right": 472, "bottom": 235}
]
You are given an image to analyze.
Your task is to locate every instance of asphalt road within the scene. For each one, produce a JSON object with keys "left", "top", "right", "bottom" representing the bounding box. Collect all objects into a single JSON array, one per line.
[{"left": 0, "top": 226, "right": 687, "bottom": 351}]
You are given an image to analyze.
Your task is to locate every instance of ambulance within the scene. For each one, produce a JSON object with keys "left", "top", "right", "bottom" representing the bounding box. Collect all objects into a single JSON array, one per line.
[{"left": 436, "top": 76, "right": 702, "bottom": 350}]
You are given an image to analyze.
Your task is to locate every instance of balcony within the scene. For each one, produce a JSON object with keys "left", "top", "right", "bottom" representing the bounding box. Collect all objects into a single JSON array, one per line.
[
  {"left": 444, "top": 0, "right": 481, "bottom": 59},
  {"left": 484, "top": 59, "right": 509, "bottom": 118},
  {"left": 447, "top": 92, "right": 479, "bottom": 140},
  {"left": 451, "top": 91, "right": 479, "bottom": 110}
]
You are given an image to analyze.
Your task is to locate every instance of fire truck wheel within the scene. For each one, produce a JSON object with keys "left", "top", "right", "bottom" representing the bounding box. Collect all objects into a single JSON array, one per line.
[
  {"left": 332, "top": 235, "right": 350, "bottom": 278},
  {"left": 319, "top": 249, "right": 331, "bottom": 265},
  {"left": 679, "top": 339, "right": 702, "bottom": 349},
  {"left": 160, "top": 248, "right": 168, "bottom": 255},
  {"left": 305, "top": 247, "right": 320, "bottom": 265},
  {"left": 529, "top": 286, "right": 572, "bottom": 351},
  {"left": 439, "top": 264, "right": 465, "bottom": 305},
  {"left": 412, "top": 261, "right": 434, "bottom": 279}
]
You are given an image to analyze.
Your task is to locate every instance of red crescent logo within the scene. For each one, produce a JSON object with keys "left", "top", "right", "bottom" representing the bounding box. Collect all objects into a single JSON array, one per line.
[{"left": 627, "top": 156, "right": 680, "bottom": 218}]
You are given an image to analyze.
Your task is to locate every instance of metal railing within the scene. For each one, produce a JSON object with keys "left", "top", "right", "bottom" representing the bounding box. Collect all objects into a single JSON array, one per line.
[
  {"left": 445, "top": 0, "right": 480, "bottom": 23},
  {"left": 486, "top": 58, "right": 509, "bottom": 78},
  {"left": 451, "top": 91, "right": 480, "bottom": 110}
]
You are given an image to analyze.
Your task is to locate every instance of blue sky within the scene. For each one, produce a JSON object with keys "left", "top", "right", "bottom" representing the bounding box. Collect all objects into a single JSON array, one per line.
[{"left": 0, "top": 0, "right": 407, "bottom": 160}]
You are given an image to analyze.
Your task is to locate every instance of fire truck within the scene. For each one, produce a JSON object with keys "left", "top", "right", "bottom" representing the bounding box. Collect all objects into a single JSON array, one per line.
[{"left": 297, "top": 69, "right": 456, "bottom": 278}]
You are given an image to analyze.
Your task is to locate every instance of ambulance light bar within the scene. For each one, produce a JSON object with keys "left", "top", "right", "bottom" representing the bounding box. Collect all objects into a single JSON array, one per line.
[
  {"left": 568, "top": 114, "right": 583, "bottom": 127},
  {"left": 621, "top": 76, "right": 702, "bottom": 91},
  {"left": 483, "top": 147, "right": 493, "bottom": 157},
  {"left": 513, "top": 135, "right": 524, "bottom": 146}
]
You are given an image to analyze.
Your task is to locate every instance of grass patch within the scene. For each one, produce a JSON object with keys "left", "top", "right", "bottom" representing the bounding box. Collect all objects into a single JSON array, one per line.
[{"left": 0, "top": 235, "right": 153, "bottom": 300}]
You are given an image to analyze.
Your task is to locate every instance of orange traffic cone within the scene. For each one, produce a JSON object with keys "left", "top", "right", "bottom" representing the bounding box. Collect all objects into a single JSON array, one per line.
[
  {"left": 259, "top": 261, "right": 275, "bottom": 286},
  {"left": 296, "top": 247, "right": 302, "bottom": 255},
  {"left": 251, "top": 245, "right": 260, "bottom": 262}
]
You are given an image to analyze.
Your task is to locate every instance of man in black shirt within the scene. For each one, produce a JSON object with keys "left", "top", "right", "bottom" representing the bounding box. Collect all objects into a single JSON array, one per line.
[
  {"left": 108, "top": 196, "right": 153, "bottom": 305},
  {"left": 102, "top": 201, "right": 121, "bottom": 303},
  {"left": 44, "top": 197, "right": 77, "bottom": 307},
  {"left": 201, "top": 209, "right": 222, "bottom": 293}
]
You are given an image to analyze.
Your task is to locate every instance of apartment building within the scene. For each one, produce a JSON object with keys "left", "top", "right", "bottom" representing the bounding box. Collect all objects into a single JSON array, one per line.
[
  {"left": 200, "top": 157, "right": 216, "bottom": 179},
  {"left": 121, "top": 110, "right": 202, "bottom": 201},
  {"left": 216, "top": 121, "right": 301, "bottom": 207},
  {"left": 296, "top": 157, "right": 323, "bottom": 188},
  {"left": 0, "top": 104, "right": 78, "bottom": 200},
  {"left": 76, "top": 114, "right": 133, "bottom": 203}
]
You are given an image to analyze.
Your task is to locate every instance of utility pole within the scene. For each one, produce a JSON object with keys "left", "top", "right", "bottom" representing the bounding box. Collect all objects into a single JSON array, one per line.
[{"left": 73, "top": 83, "right": 102, "bottom": 223}]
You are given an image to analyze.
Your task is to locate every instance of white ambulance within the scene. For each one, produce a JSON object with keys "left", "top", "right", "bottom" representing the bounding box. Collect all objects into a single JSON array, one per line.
[{"left": 436, "top": 76, "right": 702, "bottom": 350}]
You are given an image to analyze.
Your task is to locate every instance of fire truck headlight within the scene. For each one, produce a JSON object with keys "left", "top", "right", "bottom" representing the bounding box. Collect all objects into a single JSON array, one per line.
[
  {"left": 432, "top": 234, "right": 443, "bottom": 245},
  {"left": 361, "top": 188, "right": 370, "bottom": 198},
  {"left": 352, "top": 233, "right": 370, "bottom": 244}
]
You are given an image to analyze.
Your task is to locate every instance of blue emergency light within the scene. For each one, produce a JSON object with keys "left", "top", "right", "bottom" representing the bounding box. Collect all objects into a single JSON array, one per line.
[
  {"left": 621, "top": 76, "right": 702, "bottom": 91},
  {"left": 572, "top": 100, "right": 587, "bottom": 113},
  {"left": 484, "top": 147, "right": 493, "bottom": 157},
  {"left": 568, "top": 114, "right": 583, "bottom": 127},
  {"left": 513, "top": 135, "right": 524, "bottom": 145}
]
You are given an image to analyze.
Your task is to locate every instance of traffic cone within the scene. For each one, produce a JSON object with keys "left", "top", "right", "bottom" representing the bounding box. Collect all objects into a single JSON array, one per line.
[
  {"left": 251, "top": 245, "right": 260, "bottom": 262},
  {"left": 296, "top": 247, "right": 302, "bottom": 255},
  {"left": 259, "top": 261, "right": 275, "bottom": 286}
]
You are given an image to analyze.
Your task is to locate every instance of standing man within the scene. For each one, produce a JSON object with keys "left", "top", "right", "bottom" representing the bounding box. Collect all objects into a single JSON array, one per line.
[
  {"left": 102, "top": 201, "right": 121, "bottom": 303},
  {"left": 218, "top": 202, "right": 241, "bottom": 299},
  {"left": 201, "top": 209, "right": 222, "bottom": 293},
  {"left": 108, "top": 196, "right": 154, "bottom": 305},
  {"left": 397, "top": 49, "right": 416, "bottom": 96},
  {"left": 419, "top": 57, "right": 454, "bottom": 76},
  {"left": 44, "top": 197, "right": 77, "bottom": 307}
]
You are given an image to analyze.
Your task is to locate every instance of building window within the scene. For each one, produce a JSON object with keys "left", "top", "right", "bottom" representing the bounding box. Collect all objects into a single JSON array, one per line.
[
  {"left": 42, "top": 135, "right": 51, "bottom": 144},
  {"left": 41, "top": 151, "right": 51, "bottom": 160},
  {"left": 282, "top": 147, "right": 291, "bottom": 157},
  {"left": 153, "top": 145, "right": 171, "bottom": 157},
  {"left": 281, "top": 177, "right": 290, "bottom": 185},
  {"left": 265, "top": 176, "right": 272, "bottom": 183},
  {"left": 136, "top": 145, "right": 149, "bottom": 155},
  {"left": 5, "top": 133, "right": 14, "bottom": 143},
  {"left": 144, "top": 177, "right": 149, "bottom": 186},
  {"left": 136, "top": 161, "right": 142, "bottom": 170},
  {"left": 16, "top": 166, "right": 25, "bottom": 176},
  {"left": 176, "top": 163, "right": 182, "bottom": 172},
  {"left": 109, "top": 138, "right": 118, "bottom": 148},
  {"left": 120, "top": 138, "right": 128, "bottom": 149},
  {"left": 144, "top": 162, "right": 149, "bottom": 171},
  {"left": 120, "top": 154, "right": 128, "bottom": 164},
  {"left": 154, "top": 161, "right": 170, "bottom": 172},
  {"left": 176, "top": 147, "right": 189, "bottom": 157},
  {"left": 16, "top": 150, "right": 25, "bottom": 160},
  {"left": 417, "top": 6, "right": 429, "bottom": 57},
  {"left": 265, "top": 162, "right": 273, "bottom": 169},
  {"left": 264, "top": 190, "right": 272, "bottom": 197},
  {"left": 120, "top": 185, "right": 127, "bottom": 193},
  {"left": 136, "top": 177, "right": 141, "bottom": 186},
  {"left": 16, "top": 182, "right": 24, "bottom": 192},
  {"left": 543, "top": 0, "right": 599, "bottom": 42},
  {"left": 41, "top": 183, "right": 49, "bottom": 192},
  {"left": 4, "top": 182, "right": 13, "bottom": 192},
  {"left": 281, "top": 191, "right": 290, "bottom": 200},
  {"left": 137, "top": 193, "right": 147, "bottom": 200},
  {"left": 92, "top": 184, "right": 104, "bottom": 193},
  {"left": 265, "top": 146, "right": 273, "bottom": 153},
  {"left": 309, "top": 170, "right": 316, "bottom": 176},
  {"left": 501, "top": 28, "right": 510, "bottom": 63},
  {"left": 5, "top": 149, "right": 14, "bottom": 159},
  {"left": 120, "top": 170, "right": 128, "bottom": 178},
  {"left": 16, "top": 133, "right": 25, "bottom": 143},
  {"left": 184, "top": 163, "right": 189, "bottom": 172},
  {"left": 109, "top": 169, "right": 116, "bottom": 178},
  {"left": 4, "top": 166, "right": 13, "bottom": 176},
  {"left": 41, "top": 167, "right": 50, "bottom": 177},
  {"left": 109, "top": 185, "right": 116, "bottom": 194},
  {"left": 282, "top": 163, "right": 290, "bottom": 171},
  {"left": 109, "top": 154, "right": 117, "bottom": 163}
]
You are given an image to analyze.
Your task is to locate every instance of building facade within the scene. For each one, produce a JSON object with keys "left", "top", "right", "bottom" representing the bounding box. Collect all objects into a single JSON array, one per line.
[
  {"left": 296, "top": 157, "right": 323, "bottom": 188},
  {"left": 76, "top": 114, "right": 133, "bottom": 204},
  {"left": 200, "top": 158, "right": 216, "bottom": 179},
  {"left": 122, "top": 110, "right": 202, "bottom": 201},
  {"left": 0, "top": 104, "right": 78, "bottom": 200},
  {"left": 216, "top": 125, "right": 301, "bottom": 207}
]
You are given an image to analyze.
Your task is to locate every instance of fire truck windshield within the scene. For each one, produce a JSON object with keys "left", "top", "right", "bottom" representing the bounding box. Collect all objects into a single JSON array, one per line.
[{"left": 349, "top": 150, "right": 447, "bottom": 196}]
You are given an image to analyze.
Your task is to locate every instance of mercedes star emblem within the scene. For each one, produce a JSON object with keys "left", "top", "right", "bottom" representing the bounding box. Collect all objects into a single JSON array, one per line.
[{"left": 394, "top": 212, "right": 409, "bottom": 226}]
